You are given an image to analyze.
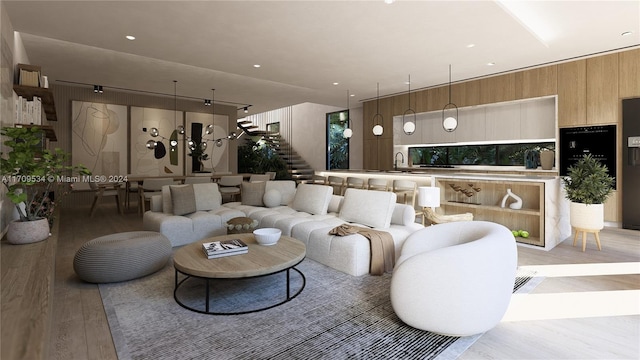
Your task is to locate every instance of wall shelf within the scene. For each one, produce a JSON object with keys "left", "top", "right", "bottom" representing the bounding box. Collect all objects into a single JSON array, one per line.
[{"left": 13, "top": 84, "right": 57, "bottom": 121}]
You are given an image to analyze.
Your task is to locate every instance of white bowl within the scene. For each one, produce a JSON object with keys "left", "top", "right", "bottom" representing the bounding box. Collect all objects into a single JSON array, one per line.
[{"left": 253, "top": 228, "right": 281, "bottom": 246}]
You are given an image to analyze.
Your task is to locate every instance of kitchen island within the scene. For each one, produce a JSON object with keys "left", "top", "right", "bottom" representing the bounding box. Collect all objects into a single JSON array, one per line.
[{"left": 317, "top": 169, "right": 571, "bottom": 250}]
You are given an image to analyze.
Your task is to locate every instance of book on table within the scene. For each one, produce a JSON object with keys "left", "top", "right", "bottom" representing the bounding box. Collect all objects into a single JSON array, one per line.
[{"left": 202, "top": 238, "right": 248, "bottom": 259}]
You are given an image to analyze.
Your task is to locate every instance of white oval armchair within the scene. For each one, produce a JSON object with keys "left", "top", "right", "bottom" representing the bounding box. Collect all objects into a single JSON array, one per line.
[{"left": 390, "top": 221, "right": 518, "bottom": 336}]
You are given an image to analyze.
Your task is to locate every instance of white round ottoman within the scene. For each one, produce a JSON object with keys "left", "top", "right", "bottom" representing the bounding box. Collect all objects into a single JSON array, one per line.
[
  {"left": 390, "top": 221, "right": 517, "bottom": 336},
  {"left": 74, "top": 231, "right": 172, "bottom": 283}
]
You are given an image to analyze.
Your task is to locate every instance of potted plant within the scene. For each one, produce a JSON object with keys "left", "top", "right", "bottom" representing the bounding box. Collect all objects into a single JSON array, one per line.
[
  {"left": 1, "top": 126, "right": 89, "bottom": 244},
  {"left": 562, "top": 154, "right": 615, "bottom": 231}
]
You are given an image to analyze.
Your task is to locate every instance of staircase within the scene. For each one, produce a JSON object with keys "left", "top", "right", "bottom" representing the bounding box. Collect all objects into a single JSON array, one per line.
[{"left": 237, "top": 119, "right": 316, "bottom": 183}]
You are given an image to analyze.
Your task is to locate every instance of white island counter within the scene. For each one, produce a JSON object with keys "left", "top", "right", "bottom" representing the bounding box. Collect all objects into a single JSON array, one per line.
[{"left": 318, "top": 170, "right": 571, "bottom": 250}]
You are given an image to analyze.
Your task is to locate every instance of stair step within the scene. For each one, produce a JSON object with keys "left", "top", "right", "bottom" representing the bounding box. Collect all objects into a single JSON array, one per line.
[{"left": 237, "top": 120, "right": 252, "bottom": 125}]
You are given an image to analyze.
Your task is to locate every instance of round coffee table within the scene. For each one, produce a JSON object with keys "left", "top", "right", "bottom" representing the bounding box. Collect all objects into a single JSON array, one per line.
[{"left": 173, "top": 233, "right": 306, "bottom": 315}]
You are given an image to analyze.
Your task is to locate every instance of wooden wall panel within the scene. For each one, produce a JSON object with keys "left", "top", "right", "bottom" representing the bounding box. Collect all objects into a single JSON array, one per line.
[
  {"left": 587, "top": 53, "right": 619, "bottom": 125},
  {"left": 516, "top": 65, "right": 558, "bottom": 99},
  {"left": 426, "top": 87, "right": 449, "bottom": 112},
  {"left": 557, "top": 60, "right": 587, "bottom": 127},
  {"left": 453, "top": 81, "right": 481, "bottom": 107},
  {"left": 619, "top": 48, "right": 640, "bottom": 98},
  {"left": 414, "top": 89, "right": 429, "bottom": 113},
  {"left": 362, "top": 100, "right": 376, "bottom": 142},
  {"left": 479, "top": 73, "right": 516, "bottom": 104}
]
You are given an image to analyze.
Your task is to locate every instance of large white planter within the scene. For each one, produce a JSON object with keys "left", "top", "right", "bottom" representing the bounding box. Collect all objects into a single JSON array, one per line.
[
  {"left": 569, "top": 202, "right": 604, "bottom": 230},
  {"left": 6, "top": 218, "right": 50, "bottom": 245}
]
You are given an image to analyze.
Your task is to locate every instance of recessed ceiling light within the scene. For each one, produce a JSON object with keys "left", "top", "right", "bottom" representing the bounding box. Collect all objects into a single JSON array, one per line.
[
  {"left": 350, "top": 94, "right": 355, "bottom": 97},
  {"left": 467, "top": 44, "right": 475, "bottom": 48},
  {"left": 621, "top": 31, "right": 633, "bottom": 37},
  {"left": 384, "top": 0, "right": 395, "bottom": 4},
  {"left": 487, "top": 62, "right": 496, "bottom": 66},
  {"left": 253, "top": 64, "right": 261, "bottom": 68},
  {"left": 333, "top": 82, "right": 339, "bottom": 86},
  {"left": 125, "top": 35, "right": 136, "bottom": 40}
]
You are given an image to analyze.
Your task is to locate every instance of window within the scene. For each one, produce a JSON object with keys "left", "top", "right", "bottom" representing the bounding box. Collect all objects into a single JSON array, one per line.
[
  {"left": 409, "top": 142, "right": 555, "bottom": 166},
  {"left": 326, "top": 110, "right": 349, "bottom": 170}
]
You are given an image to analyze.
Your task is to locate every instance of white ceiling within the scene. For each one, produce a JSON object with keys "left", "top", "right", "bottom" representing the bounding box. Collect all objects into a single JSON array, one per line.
[{"left": 4, "top": 0, "right": 640, "bottom": 115}]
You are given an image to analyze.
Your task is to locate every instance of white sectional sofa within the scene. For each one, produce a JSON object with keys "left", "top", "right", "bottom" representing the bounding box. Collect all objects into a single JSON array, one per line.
[
  {"left": 142, "top": 182, "right": 246, "bottom": 247},
  {"left": 223, "top": 181, "right": 424, "bottom": 276}
]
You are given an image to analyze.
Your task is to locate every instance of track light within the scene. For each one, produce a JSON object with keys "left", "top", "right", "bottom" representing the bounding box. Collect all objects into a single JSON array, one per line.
[
  {"left": 204, "top": 99, "right": 212, "bottom": 106},
  {"left": 93, "top": 85, "right": 103, "bottom": 93},
  {"left": 244, "top": 107, "right": 249, "bottom": 113}
]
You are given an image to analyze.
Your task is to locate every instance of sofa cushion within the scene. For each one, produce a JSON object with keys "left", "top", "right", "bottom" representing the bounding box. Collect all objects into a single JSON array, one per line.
[
  {"left": 263, "top": 189, "right": 282, "bottom": 208},
  {"left": 265, "top": 180, "right": 297, "bottom": 205},
  {"left": 241, "top": 181, "right": 266, "bottom": 206},
  {"left": 339, "top": 188, "right": 397, "bottom": 229},
  {"left": 291, "top": 184, "right": 333, "bottom": 215},
  {"left": 162, "top": 182, "right": 221, "bottom": 214},
  {"left": 193, "top": 182, "right": 222, "bottom": 211},
  {"left": 170, "top": 185, "right": 197, "bottom": 215}
]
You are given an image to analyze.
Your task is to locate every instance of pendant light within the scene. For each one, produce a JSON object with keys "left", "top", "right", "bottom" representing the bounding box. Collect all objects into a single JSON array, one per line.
[
  {"left": 442, "top": 64, "right": 458, "bottom": 132},
  {"left": 343, "top": 89, "right": 353, "bottom": 139},
  {"left": 402, "top": 74, "right": 416, "bottom": 135},
  {"left": 372, "top": 83, "right": 384, "bottom": 136}
]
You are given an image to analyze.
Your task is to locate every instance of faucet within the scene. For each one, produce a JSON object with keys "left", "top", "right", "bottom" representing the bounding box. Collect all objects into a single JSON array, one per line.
[{"left": 394, "top": 152, "right": 404, "bottom": 171}]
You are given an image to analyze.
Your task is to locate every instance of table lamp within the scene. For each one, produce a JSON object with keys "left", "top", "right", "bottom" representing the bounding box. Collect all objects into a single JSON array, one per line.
[{"left": 418, "top": 186, "right": 440, "bottom": 226}]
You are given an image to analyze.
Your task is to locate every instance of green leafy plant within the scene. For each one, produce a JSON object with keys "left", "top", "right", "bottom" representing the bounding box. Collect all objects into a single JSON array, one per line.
[
  {"left": 562, "top": 154, "right": 615, "bottom": 204},
  {"left": 1, "top": 126, "right": 89, "bottom": 223},
  {"left": 237, "top": 139, "right": 290, "bottom": 179}
]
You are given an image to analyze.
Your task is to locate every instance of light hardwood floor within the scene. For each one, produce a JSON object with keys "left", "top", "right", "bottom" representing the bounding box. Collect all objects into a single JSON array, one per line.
[{"left": 48, "top": 203, "right": 639, "bottom": 359}]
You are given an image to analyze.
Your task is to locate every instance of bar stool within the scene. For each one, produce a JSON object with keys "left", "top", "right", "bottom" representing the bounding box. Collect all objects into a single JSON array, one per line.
[
  {"left": 392, "top": 179, "right": 417, "bottom": 207},
  {"left": 367, "top": 178, "right": 389, "bottom": 191},
  {"left": 311, "top": 175, "right": 327, "bottom": 185},
  {"left": 344, "top": 177, "right": 366, "bottom": 195},
  {"left": 327, "top": 176, "right": 345, "bottom": 195}
]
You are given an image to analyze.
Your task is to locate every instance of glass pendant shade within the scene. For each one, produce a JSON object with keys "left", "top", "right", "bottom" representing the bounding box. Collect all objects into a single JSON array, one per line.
[
  {"left": 187, "top": 138, "right": 196, "bottom": 150},
  {"left": 150, "top": 127, "right": 159, "bottom": 137},
  {"left": 146, "top": 140, "right": 157, "bottom": 149},
  {"left": 343, "top": 128, "right": 353, "bottom": 139},
  {"left": 170, "top": 139, "right": 178, "bottom": 147},
  {"left": 215, "top": 139, "right": 224, "bottom": 147},
  {"left": 403, "top": 119, "right": 416, "bottom": 135},
  {"left": 372, "top": 124, "right": 384, "bottom": 136},
  {"left": 177, "top": 125, "right": 185, "bottom": 135},
  {"left": 205, "top": 124, "right": 214, "bottom": 135}
]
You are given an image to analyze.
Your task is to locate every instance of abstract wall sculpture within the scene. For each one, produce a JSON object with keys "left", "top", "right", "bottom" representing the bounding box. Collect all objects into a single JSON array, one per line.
[
  {"left": 130, "top": 106, "right": 184, "bottom": 176},
  {"left": 72, "top": 101, "right": 127, "bottom": 189},
  {"left": 185, "top": 112, "right": 229, "bottom": 174}
]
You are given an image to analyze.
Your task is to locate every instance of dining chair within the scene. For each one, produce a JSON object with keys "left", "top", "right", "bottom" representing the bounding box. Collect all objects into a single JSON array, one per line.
[
  {"left": 89, "top": 181, "right": 123, "bottom": 217},
  {"left": 367, "top": 178, "right": 389, "bottom": 191},
  {"left": 218, "top": 175, "right": 243, "bottom": 202},
  {"left": 392, "top": 179, "right": 418, "bottom": 208},
  {"left": 249, "top": 174, "right": 271, "bottom": 183},
  {"left": 139, "top": 178, "right": 175, "bottom": 214}
]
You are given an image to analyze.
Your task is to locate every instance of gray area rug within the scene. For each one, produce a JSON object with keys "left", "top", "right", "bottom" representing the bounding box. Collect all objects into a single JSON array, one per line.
[{"left": 100, "top": 258, "right": 539, "bottom": 360}]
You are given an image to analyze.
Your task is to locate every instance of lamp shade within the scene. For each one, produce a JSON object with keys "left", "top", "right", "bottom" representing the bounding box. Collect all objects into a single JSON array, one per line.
[
  {"left": 343, "top": 128, "right": 353, "bottom": 138},
  {"left": 372, "top": 124, "right": 384, "bottom": 136},
  {"left": 418, "top": 186, "right": 440, "bottom": 208}
]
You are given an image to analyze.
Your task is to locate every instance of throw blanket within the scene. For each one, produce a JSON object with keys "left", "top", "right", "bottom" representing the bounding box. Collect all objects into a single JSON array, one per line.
[{"left": 328, "top": 224, "right": 395, "bottom": 275}]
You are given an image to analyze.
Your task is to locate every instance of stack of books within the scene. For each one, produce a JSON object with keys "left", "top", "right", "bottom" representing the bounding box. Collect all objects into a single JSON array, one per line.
[{"left": 202, "top": 238, "right": 248, "bottom": 259}]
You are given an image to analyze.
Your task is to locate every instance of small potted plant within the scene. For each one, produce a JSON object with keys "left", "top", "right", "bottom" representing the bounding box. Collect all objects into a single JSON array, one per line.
[
  {"left": 1, "top": 126, "right": 89, "bottom": 244},
  {"left": 562, "top": 154, "right": 615, "bottom": 231}
]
